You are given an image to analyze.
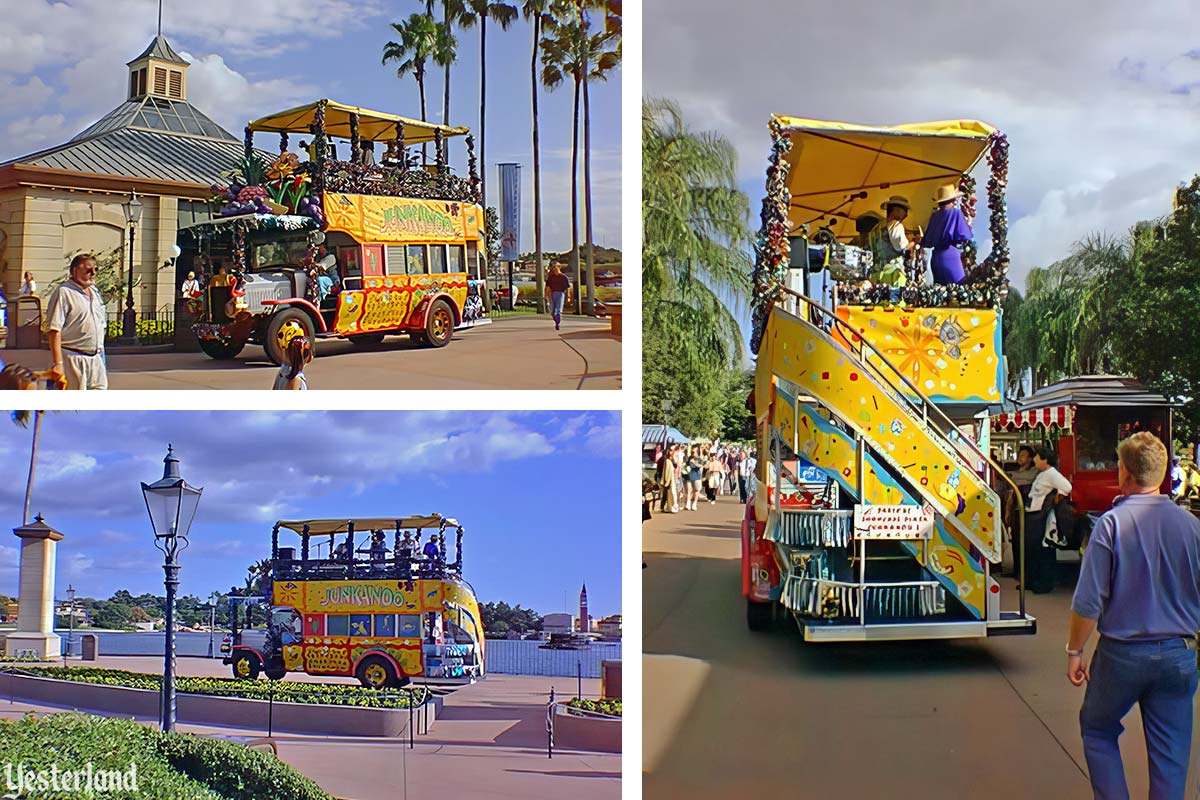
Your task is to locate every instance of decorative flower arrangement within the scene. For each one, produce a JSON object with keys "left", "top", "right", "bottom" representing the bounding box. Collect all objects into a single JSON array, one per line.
[{"left": 750, "top": 120, "right": 793, "bottom": 354}]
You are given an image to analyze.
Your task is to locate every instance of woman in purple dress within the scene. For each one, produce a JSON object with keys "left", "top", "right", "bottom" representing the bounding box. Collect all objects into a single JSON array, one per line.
[{"left": 923, "top": 184, "right": 974, "bottom": 284}]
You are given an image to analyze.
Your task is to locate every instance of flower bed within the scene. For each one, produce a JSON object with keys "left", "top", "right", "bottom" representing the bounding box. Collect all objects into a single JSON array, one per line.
[
  {"left": 14, "top": 666, "right": 427, "bottom": 709},
  {"left": 566, "top": 697, "right": 622, "bottom": 717},
  {"left": 2, "top": 712, "right": 333, "bottom": 799}
]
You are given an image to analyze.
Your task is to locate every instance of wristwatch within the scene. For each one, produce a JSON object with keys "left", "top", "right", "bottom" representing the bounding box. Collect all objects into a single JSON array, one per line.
[{"left": 1065, "top": 645, "right": 1083, "bottom": 657}]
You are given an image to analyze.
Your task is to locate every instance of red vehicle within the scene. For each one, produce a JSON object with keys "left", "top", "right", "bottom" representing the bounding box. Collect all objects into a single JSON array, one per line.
[{"left": 991, "top": 376, "right": 1173, "bottom": 516}]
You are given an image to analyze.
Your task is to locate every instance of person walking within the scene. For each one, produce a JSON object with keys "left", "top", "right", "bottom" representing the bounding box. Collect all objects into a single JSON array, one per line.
[
  {"left": 46, "top": 254, "right": 107, "bottom": 390},
  {"left": 685, "top": 446, "right": 704, "bottom": 511},
  {"left": 545, "top": 262, "right": 570, "bottom": 330},
  {"left": 1023, "top": 446, "right": 1072, "bottom": 593},
  {"left": 658, "top": 444, "right": 679, "bottom": 514},
  {"left": 704, "top": 452, "right": 726, "bottom": 504},
  {"left": 1069, "top": 432, "right": 1200, "bottom": 800},
  {"left": 738, "top": 450, "right": 756, "bottom": 503}
]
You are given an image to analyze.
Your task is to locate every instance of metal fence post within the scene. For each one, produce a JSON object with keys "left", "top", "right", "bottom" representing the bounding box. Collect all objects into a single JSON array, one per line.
[
  {"left": 268, "top": 683, "right": 275, "bottom": 738},
  {"left": 577, "top": 660, "right": 582, "bottom": 699},
  {"left": 547, "top": 687, "right": 555, "bottom": 759},
  {"left": 408, "top": 690, "right": 414, "bottom": 749}
]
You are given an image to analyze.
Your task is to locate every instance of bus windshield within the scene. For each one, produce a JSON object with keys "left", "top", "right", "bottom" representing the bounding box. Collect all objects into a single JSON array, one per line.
[{"left": 251, "top": 235, "right": 310, "bottom": 271}]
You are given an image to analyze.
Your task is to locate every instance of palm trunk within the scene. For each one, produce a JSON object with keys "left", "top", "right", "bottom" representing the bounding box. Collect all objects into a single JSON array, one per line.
[
  {"left": 532, "top": 14, "right": 545, "bottom": 313},
  {"left": 479, "top": 17, "right": 488, "bottom": 210},
  {"left": 569, "top": 74, "right": 581, "bottom": 315},
  {"left": 22, "top": 410, "right": 41, "bottom": 525},
  {"left": 582, "top": 67, "right": 595, "bottom": 316},
  {"left": 442, "top": 2, "right": 452, "bottom": 165},
  {"left": 418, "top": 71, "right": 428, "bottom": 165}
]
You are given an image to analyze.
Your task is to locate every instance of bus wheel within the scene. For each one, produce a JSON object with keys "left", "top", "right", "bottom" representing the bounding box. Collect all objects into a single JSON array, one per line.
[
  {"left": 198, "top": 338, "right": 245, "bottom": 360},
  {"left": 264, "top": 308, "right": 315, "bottom": 366},
  {"left": 232, "top": 652, "right": 262, "bottom": 680},
  {"left": 349, "top": 332, "right": 385, "bottom": 347},
  {"left": 423, "top": 299, "right": 454, "bottom": 348},
  {"left": 747, "top": 599, "right": 774, "bottom": 632},
  {"left": 264, "top": 666, "right": 287, "bottom": 681},
  {"left": 356, "top": 655, "right": 397, "bottom": 690}
]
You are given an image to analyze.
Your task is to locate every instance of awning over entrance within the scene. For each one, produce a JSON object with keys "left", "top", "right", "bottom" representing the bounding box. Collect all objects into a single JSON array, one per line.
[
  {"left": 992, "top": 405, "right": 1073, "bottom": 434},
  {"left": 248, "top": 100, "right": 469, "bottom": 145}
]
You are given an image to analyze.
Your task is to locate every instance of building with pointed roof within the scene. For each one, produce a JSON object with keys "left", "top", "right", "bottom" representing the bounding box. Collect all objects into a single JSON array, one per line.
[{"left": 0, "top": 32, "right": 242, "bottom": 316}]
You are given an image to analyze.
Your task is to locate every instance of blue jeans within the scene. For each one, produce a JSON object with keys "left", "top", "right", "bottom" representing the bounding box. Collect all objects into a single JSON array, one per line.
[
  {"left": 1080, "top": 637, "right": 1198, "bottom": 800},
  {"left": 551, "top": 291, "right": 565, "bottom": 325}
]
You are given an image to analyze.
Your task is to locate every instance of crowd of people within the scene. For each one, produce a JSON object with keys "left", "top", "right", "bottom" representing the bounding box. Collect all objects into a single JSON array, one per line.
[{"left": 651, "top": 441, "right": 756, "bottom": 514}]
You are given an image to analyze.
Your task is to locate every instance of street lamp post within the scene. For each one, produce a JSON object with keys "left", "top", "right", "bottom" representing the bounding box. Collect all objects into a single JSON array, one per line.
[
  {"left": 142, "top": 445, "right": 203, "bottom": 733},
  {"left": 121, "top": 190, "right": 144, "bottom": 341},
  {"left": 65, "top": 584, "right": 75, "bottom": 664},
  {"left": 661, "top": 399, "right": 673, "bottom": 434}
]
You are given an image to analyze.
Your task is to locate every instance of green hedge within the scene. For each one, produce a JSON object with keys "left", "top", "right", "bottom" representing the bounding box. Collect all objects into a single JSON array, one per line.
[
  {"left": 566, "top": 698, "right": 621, "bottom": 717},
  {"left": 1, "top": 712, "right": 333, "bottom": 799},
  {"left": 15, "top": 666, "right": 427, "bottom": 709}
]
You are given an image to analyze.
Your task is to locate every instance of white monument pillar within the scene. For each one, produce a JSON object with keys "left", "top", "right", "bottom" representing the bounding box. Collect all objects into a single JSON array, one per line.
[{"left": 5, "top": 515, "right": 63, "bottom": 659}]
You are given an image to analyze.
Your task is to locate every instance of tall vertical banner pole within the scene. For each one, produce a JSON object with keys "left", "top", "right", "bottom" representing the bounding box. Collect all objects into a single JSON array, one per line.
[{"left": 499, "top": 163, "right": 522, "bottom": 310}]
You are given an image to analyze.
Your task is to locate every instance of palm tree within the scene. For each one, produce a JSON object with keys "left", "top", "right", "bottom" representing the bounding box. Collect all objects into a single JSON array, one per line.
[
  {"left": 522, "top": 0, "right": 552, "bottom": 311},
  {"left": 438, "top": 1, "right": 470, "bottom": 165},
  {"left": 459, "top": 1, "right": 519, "bottom": 211},
  {"left": 540, "top": 11, "right": 584, "bottom": 313},
  {"left": 643, "top": 98, "right": 751, "bottom": 369},
  {"left": 383, "top": 13, "right": 447, "bottom": 165},
  {"left": 580, "top": 1, "right": 620, "bottom": 315},
  {"left": 11, "top": 410, "right": 41, "bottom": 525}
]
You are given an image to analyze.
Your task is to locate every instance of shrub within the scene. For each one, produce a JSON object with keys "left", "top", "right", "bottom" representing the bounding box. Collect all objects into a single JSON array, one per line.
[
  {"left": 15, "top": 666, "right": 427, "bottom": 709},
  {"left": 565, "top": 697, "right": 621, "bottom": 717},
  {"left": 1, "top": 712, "right": 335, "bottom": 799}
]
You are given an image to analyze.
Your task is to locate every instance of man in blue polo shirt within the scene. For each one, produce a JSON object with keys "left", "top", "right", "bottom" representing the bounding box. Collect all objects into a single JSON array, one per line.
[{"left": 1068, "top": 431, "right": 1200, "bottom": 800}]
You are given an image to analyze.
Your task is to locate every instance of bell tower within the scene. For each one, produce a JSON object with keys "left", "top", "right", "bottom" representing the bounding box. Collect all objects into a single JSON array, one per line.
[{"left": 578, "top": 583, "right": 589, "bottom": 634}]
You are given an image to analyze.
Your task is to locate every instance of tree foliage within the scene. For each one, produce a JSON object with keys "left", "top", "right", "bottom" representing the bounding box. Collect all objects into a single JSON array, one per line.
[
  {"left": 642, "top": 98, "right": 751, "bottom": 437},
  {"left": 480, "top": 601, "right": 542, "bottom": 635},
  {"left": 1004, "top": 175, "right": 1200, "bottom": 441}
]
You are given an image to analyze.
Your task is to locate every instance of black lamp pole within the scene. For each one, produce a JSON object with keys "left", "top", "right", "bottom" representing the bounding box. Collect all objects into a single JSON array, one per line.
[
  {"left": 122, "top": 191, "right": 143, "bottom": 341},
  {"left": 142, "top": 445, "right": 203, "bottom": 733}
]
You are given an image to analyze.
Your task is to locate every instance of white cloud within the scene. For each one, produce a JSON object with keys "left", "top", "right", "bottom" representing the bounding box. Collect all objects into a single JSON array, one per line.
[
  {"left": 6, "top": 114, "right": 67, "bottom": 155},
  {"left": 38, "top": 452, "right": 99, "bottom": 482},
  {"left": 0, "top": 545, "right": 17, "bottom": 578}
]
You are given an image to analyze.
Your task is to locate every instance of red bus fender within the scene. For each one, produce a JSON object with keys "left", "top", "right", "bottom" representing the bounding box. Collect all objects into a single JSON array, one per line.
[
  {"left": 230, "top": 645, "right": 266, "bottom": 665},
  {"left": 351, "top": 649, "right": 405, "bottom": 679},
  {"left": 411, "top": 291, "right": 462, "bottom": 330},
  {"left": 261, "top": 298, "right": 329, "bottom": 333},
  {"left": 741, "top": 499, "right": 778, "bottom": 602}
]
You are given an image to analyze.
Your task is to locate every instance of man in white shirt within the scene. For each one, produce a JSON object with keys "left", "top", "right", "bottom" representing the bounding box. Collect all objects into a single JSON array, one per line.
[
  {"left": 1023, "top": 446, "right": 1073, "bottom": 593},
  {"left": 738, "top": 452, "right": 757, "bottom": 504},
  {"left": 46, "top": 254, "right": 108, "bottom": 390},
  {"left": 314, "top": 244, "right": 338, "bottom": 303}
]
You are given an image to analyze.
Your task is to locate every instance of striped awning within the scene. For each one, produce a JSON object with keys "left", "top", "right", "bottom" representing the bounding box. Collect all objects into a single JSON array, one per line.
[{"left": 992, "top": 405, "right": 1073, "bottom": 433}]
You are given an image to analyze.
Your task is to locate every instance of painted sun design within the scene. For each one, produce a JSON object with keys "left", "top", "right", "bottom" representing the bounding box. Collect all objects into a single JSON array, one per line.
[{"left": 880, "top": 313, "right": 974, "bottom": 381}]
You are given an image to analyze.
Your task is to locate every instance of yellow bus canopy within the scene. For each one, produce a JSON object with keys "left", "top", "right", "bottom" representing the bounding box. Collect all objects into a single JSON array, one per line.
[
  {"left": 277, "top": 516, "right": 459, "bottom": 535},
  {"left": 773, "top": 116, "right": 996, "bottom": 242},
  {"left": 249, "top": 100, "right": 469, "bottom": 145}
]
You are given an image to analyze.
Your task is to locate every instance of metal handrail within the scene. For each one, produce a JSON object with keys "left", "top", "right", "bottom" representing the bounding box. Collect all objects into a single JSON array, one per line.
[{"left": 772, "top": 287, "right": 1026, "bottom": 616}]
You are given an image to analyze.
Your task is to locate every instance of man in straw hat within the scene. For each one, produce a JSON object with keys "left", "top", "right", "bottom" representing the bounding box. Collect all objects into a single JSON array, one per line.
[
  {"left": 923, "top": 183, "right": 974, "bottom": 285},
  {"left": 866, "top": 195, "right": 917, "bottom": 287}
]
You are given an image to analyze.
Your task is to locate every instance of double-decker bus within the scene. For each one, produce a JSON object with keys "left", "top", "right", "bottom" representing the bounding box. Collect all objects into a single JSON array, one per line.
[
  {"left": 183, "top": 99, "right": 487, "bottom": 366},
  {"left": 223, "top": 515, "right": 484, "bottom": 689}
]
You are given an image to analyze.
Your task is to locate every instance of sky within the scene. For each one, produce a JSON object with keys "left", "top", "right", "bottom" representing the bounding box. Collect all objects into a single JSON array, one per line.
[
  {"left": 0, "top": 411, "right": 621, "bottom": 618},
  {"left": 0, "top": 0, "right": 621, "bottom": 253},
  {"left": 645, "top": 0, "right": 1200, "bottom": 293}
]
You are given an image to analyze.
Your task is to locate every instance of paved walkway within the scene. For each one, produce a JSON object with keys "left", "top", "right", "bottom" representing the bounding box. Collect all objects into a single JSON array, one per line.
[
  {"left": 2, "top": 657, "right": 619, "bottom": 800},
  {"left": 643, "top": 494, "right": 1200, "bottom": 799},
  {"left": 1, "top": 315, "right": 620, "bottom": 390}
]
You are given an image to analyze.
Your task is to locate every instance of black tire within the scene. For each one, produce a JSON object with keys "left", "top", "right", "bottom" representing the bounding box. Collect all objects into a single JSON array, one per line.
[
  {"left": 423, "top": 298, "right": 454, "bottom": 348},
  {"left": 348, "top": 332, "right": 386, "bottom": 347},
  {"left": 231, "top": 651, "right": 261, "bottom": 680},
  {"left": 747, "top": 599, "right": 774, "bottom": 632},
  {"left": 198, "top": 337, "right": 246, "bottom": 360},
  {"left": 356, "top": 654, "right": 398, "bottom": 689},
  {"left": 264, "top": 307, "right": 316, "bottom": 366},
  {"left": 264, "top": 666, "right": 287, "bottom": 681},
  {"left": 409, "top": 331, "right": 428, "bottom": 345}
]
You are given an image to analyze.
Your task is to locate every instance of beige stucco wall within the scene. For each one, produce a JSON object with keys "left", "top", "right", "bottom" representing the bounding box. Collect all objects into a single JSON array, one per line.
[{"left": 0, "top": 186, "right": 183, "bottom": 313}]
